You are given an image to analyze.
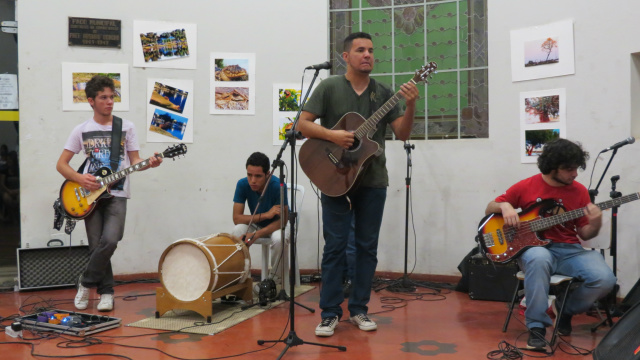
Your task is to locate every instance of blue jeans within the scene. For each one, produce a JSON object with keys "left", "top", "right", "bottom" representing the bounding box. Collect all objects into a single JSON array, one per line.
[
  {"left": 319, "top": 187, "right": 387, "bottom": 319},
  {"left": 518, "top": 243, "right": 616, "bottom": 329},
  {"left": 343, "top": 216, "right": 356, "bottom": 282},
  {"left": 82, "top": 197, "right": 127, "bottom": 295}
]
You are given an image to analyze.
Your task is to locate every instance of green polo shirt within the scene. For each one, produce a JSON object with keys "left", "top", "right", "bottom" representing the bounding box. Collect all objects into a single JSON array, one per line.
[{"left": 303, "top": 75, "right": 404, "bottom": 188}]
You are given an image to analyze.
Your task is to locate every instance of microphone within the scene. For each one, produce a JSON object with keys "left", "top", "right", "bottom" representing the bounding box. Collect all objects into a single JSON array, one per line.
[
  {"left": 602, "top": 136, "right": 635, "bottom": 152},
  {"left": 305, "top": 61, "right": 332, "bottom": 70}
]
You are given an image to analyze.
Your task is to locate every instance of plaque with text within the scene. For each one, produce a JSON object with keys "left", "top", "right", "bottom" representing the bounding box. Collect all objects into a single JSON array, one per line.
[{"left": 68, "top": 17, "right": 121, "bottom": 48}]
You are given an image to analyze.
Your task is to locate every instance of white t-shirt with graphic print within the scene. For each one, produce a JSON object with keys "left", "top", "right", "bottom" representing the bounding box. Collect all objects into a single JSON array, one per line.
[{"left": 63, "top": 117, "right": 140, "bottom": 198}]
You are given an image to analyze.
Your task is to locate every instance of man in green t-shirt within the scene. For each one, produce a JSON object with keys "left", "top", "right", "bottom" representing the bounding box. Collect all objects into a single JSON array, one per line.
[{"left": 297, "top": 32, "right": 419, "bottom": 337}]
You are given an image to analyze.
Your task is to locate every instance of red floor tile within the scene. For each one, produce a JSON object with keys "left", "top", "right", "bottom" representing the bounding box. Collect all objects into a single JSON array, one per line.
[{"left": 0, "top": 282, "right": 607, "bottom": 359}]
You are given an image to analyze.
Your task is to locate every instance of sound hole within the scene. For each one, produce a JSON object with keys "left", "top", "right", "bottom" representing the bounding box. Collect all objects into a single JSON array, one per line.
[{"left": 348, "top": 137, "right": 360, "bottom": 151}]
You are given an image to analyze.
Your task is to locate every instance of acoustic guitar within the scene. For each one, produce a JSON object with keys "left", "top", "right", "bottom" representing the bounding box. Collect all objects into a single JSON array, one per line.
[
  {"left": 59, "top": 143, "right": 187, "bottom": 219},
  {"left": 298, "top": 62, "right": 437, "bottom": 197},
  {"left": 477, "top": 193, "right": 640, "bottom": 263}
]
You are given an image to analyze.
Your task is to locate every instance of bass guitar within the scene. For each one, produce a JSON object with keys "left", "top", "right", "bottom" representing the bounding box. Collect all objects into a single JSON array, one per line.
[
  {"left": 298, "top": 62, "right": 437, "bottom": 197},
  {"left": 477, "top": 193, "right": 640, "bottom": 263},
  {"left": 59, "top": 143, "right": 187, "bottom": 219}
]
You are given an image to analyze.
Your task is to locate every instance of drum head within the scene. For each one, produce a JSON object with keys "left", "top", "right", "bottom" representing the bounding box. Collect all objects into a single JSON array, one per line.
[{"left": 160, "top": 241, "right": 211, "bottom": 302}]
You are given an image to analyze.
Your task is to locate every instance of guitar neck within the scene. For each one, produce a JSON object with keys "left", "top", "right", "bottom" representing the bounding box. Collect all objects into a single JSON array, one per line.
[
  {"left": 530, "top": 192, "right": 640, "bottom": 231},
  {"left": 98, "top": 153, "right": 163, "bottom": 187},
  {"left": 353, "top": 79, "right": 417, "bottom": 140}
]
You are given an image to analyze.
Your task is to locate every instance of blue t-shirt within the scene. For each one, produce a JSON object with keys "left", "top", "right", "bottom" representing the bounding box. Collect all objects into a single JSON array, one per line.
[{"left": 233, "top": 175, "right": 288, "bottom": 228}]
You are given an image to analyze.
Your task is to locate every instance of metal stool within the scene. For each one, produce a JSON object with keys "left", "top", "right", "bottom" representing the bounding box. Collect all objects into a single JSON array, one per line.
[{"left": 503, "top": 271, "right": 579, "bottom": 347}]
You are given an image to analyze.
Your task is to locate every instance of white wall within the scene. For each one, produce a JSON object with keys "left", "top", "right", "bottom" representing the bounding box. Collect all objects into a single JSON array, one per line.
[
  {"left": 486, "top": 0, "right": 640, "bottom": 297},
  {"left": 16, "top": 0, "right": 640, "bottom": 297},
  {"left": 16, "top": 0, "right": 329, "bottom": 276}
]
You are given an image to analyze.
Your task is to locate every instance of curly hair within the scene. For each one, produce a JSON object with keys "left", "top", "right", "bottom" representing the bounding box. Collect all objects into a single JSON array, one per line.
[
  {"left": 246, "top": 152, "right": 269, "bottom": 174},
  {"left": 344, "top": 32, "right": 372, "bottom": 52},
  {"left": 85, "top": 75, "right": 115, "bottom": 100},
  {"left": 537, "top": 138, "right": 589, "bottom": 174}
]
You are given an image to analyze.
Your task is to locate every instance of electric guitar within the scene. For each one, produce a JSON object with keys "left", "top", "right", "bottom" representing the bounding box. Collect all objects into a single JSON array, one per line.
[
  {"left": 298, "top": 62, "right": 437, "bottom": 197},
  {"left": 59, "top": 143, "right": 187, "bottom": 219},
  {"left": 477, "top": 193, "right": 640, "bottom": 263}
]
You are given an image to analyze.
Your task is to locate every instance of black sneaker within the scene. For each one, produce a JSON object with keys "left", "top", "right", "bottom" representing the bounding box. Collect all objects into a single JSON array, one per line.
[
  {"left": 526, "top": 327, "right": 547, "bottom": 351},
  {"left": 552, "top": 298, "right": 572, "bottom": 336}
]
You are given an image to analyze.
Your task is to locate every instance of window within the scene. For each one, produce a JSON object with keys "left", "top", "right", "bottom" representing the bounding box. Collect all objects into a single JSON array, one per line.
[{"left": 329, "top": 0, "right": 488, "bottom": 139}]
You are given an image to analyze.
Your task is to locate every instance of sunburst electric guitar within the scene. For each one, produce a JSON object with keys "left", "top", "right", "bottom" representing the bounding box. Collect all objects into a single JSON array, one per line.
[
  {"left": 298, "top": 62, "right": 437, "bottom": 197},
  {"left": 59, "top": 143, "right": 187, "bottom": 219},
  {"left": 477, "top": 193, "right": 640, "bottom": 263}
]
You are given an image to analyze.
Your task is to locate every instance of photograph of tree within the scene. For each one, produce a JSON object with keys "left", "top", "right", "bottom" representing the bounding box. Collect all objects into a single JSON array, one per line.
[
  {"left": 524, "top": 129, "right": 559, "bottom": 157},
  {"left": 524, "top": 94, "right": 559, "bottom": 124},
  {"left": 519, "top": 88, "right": 566, "bottom": 163},
  {"left": 524, "top": 37, "right": 558, "bottom": 67},
  {"left": 140, "top": 28, "right": 189, "bottom": 62},
  {"left": 150, "top": 82, "right": 188, "bottom": 114},
  {"left": 510, "top": 19, "right": 574, "bottom": 82}
]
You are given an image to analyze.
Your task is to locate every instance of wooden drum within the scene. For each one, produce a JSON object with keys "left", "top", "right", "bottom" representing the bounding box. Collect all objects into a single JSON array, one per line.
[{"left": 158, "top": 233, "right": 251, "bottom": 302}]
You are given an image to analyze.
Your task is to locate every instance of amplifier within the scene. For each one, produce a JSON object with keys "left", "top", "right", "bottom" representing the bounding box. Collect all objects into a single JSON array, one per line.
[
  {"left": 468, "top": 255, "right": 519, "bottom": 302},
  {"left": 17, "top": 244, "right": 90, "bottom": 290}
]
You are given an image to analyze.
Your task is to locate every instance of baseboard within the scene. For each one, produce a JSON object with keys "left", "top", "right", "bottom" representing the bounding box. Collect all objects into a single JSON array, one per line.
[{"left": 114, "top": 270, "right": 461, "bottom": 286}]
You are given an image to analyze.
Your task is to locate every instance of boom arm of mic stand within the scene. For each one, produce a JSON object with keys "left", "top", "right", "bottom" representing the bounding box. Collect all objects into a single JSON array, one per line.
[
  {"left": 287, "top": 69, "right": 322, "bottom": 143},
  {"left": 589, "top": 148, "right": 618, "bottom": 202}
]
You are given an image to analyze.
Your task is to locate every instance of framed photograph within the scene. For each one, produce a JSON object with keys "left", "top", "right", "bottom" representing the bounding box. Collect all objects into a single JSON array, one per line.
[
  {"left": 272, "top": 83, "right": 317, "bottom": 145},
  {"left": 62, "top": 62, "right": 129, "bottom": 111},
  {"left": 146, "top": 78, "right": 194, "bottom": 143},
  {"left": 510, "top": 19, "right": 575, "bottom": 82},
  {"left": 133, "top": 21, "right": 197, "bottom": 69},
  {"left": 520, "top": 88, "right": 566, "bottom": 163},
  {"left": 210, "top": 53, "right": 255, "bottom": 115}
]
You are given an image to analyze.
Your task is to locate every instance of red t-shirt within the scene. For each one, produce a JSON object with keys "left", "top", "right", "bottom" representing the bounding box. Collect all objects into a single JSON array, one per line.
[{"left": 494, "top": 173, "right": 591, "bottom": 244}]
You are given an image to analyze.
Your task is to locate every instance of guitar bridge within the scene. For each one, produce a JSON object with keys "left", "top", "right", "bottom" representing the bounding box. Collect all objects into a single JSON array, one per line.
[
  {"left": 483, "top": 233, "right": 494, "bottom": 247},
  {"left": 325, "top": 148, "right": 344, "bottom": 169}
]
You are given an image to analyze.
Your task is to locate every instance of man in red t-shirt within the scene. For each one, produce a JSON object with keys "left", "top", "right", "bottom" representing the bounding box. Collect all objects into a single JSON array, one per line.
[{"left": 485, "top": 139, "right": 616, "bottom": 351}]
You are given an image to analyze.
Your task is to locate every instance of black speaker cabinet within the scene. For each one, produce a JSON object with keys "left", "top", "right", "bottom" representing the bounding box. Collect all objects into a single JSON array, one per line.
[
  {"left": 468, "top": 255, "right": 519, "bottom": 302},
  {"left": 620, "top": 277, "right": 640, "bottom": 312},
  {"left": 594, "top": 300, "right": 640, "bottom": 360},
  {"left": 17, "top": 245, "right": 89, "bottom": 290}
]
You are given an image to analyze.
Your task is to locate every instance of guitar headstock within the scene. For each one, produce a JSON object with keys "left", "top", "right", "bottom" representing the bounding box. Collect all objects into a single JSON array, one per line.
[
  {"left": 162, "top": 143, "right": 188, "bottom": 159},
  {"left": 413, "top": 62, "right": 438, "bottom": 84}
]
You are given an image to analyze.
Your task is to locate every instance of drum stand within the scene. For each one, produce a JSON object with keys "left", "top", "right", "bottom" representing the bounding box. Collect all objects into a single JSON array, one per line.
[
  {"left": 257, "top": 68, "right": 346, "bottom": 358},
  {"left": 156, "top": 280, "right": 253, "bottom": 323}
]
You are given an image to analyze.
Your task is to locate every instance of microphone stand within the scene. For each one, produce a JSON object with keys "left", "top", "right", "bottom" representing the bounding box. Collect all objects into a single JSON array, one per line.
[
  {"left": 588, "top": 150, "right": 620, "bottom": 331},
  {"left": 257, "top": 68, "right": 346, "bottom": 358},
  {"left": 374, "top": 142, "right": 441, "bottom": 293}
]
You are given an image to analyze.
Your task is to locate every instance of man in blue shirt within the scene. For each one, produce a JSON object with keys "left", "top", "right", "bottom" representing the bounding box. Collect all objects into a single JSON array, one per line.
[{"left": 231, "top": 152, "right": 289, "bottom": 283}]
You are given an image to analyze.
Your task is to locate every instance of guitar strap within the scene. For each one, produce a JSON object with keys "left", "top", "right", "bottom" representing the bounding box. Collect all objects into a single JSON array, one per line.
[{"left": 110, "top": 115, "right": 123, "bottom": 172}]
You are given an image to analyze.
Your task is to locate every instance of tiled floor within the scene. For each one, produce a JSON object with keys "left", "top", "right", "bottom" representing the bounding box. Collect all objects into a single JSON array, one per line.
[{"left": 0, "top": 280, "right": 608, "bottom": 359}]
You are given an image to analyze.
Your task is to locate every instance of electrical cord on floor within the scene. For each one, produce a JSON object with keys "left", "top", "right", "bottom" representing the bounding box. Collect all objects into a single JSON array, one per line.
[
  {"left": 0, "top": 340, "right": 132, "bottom": 359},
  {"left": 486, "top": 340, "right": 524, "bottom": 359},
  {"left": 553, "top": 337, "right": 593, "bottom": 356},
  {"left": 501, "top": 305, "right": 595, "bottom": 357}
]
